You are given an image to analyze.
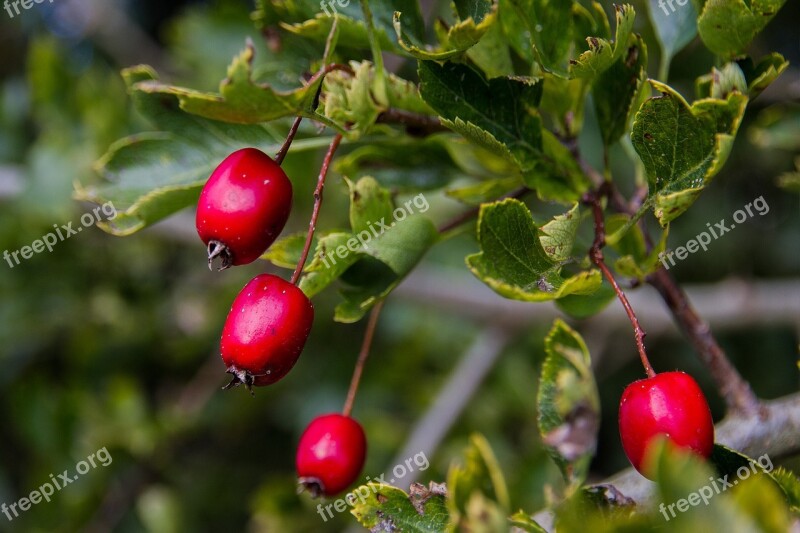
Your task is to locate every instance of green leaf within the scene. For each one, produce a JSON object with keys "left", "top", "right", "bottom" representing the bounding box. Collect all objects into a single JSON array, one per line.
[
  {"left": 523, "top": 131, "right": 592, "bottom": 203},
  {"left": 555, "top": 282, "right": 616, "bottom": 319},
  {"left": 695, "top": 62, "right": 748, "bottom": 100},
  {"left": 748, "top": 105, "right": 800, "bottom": 151},
  {"left": 569, "top": 4, "right": 635, "bottom": 80},
  {"left": 394, "top": 5, "right": 497, "bottom": 61},
  {"left": 297, "top": 179, "right": 438, "bottom": 320},
  {"left": 266, "top": 0, "right": 426, "bottom": 54},
  {"left": 593, "top": 34, "right": 648, "bottom": 147},
  {"left": 260, "top": 232, "right": 313, "bottom": 269},
  {"left": 347, "top": 176, "right": 394, "bottom": 235},
  {"left": 322, "top": 61, "right": 434, "bottom": 136},
  {"left": 697, "top": 0, "right": 787, "bottom": 58},
  {"left": 447, "top": 434, "right": 510, "bottom": 529},
  {"left": 538, "top": 319, "right": 599, "bottom": 488},
  {"left": 509, "top": 511, "right": 548, "bottom": 532},
  {"left": 131, "top": 41, "right": 324, "bottom": 124},
  {"left": 466, "top": 200, "right": 601, "bottom": 302},
  {"left": 334, "top": 137, "right": 460, "bottom": 191},
  {"left": 465, "top": 10, "right": 515, "bottom": 78},
  {"left": 350, "top": 482, "right": 450, "bottom": 532},
  {"left": 76, "top": 67, "right": 332, "bottom": 235},
  {"left": 738, "top": 53, "right": 790, "bottom": 98},
  {"left": 631, "top": 80, "right": 748, "bottom": 225},
  {"left": 771, "top": 468, "right": 800, "bottom": 511},
  {"left": 446, "top": 177, "right": 522, "bottom": 206},
  {"left": 503, "top": 0, "right": 576, "bottom": 76},
  {"left": 538, "top": 204, "right": 580, "bottom": 263},
  {"left": 418, "top": 61, "right": 543, "bottom": 171},
  {"left": 645, "top": 0, "right": 697, "bottom": 77}
]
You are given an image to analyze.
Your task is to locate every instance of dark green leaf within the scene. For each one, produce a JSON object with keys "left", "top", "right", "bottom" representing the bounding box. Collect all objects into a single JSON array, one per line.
[
  {"left": 697, "top": 0, "right": 787, "bottom": 58},
  {"left": 466, "top": 199, "right": 601, "bottom": 301}
]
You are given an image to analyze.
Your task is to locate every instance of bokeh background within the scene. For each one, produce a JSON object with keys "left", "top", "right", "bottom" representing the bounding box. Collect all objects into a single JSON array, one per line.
[{"left": 0, "top": 0, "right": 798, "bottom": 531}]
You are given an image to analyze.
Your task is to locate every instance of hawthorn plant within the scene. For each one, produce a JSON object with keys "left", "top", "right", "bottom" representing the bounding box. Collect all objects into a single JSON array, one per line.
[{"left": 77, "top": 0, "right": 799, "bottom": 530}]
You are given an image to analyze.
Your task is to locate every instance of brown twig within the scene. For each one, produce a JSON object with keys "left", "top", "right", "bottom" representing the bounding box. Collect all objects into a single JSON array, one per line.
[
  {"left": 342, "top": 300, "right": 385, "bottom": 417},
  {"left": 647, "top": 268, "right": 761, "bottom": 415},
  {"left": 291, "top": 133, "right": 343, "bottom": 285},
  {"left": 585, "top": 189, "right": 655, "bottom": 378},
  {"left": 274, "top": 116, "right": 303, "bottom": 165}
]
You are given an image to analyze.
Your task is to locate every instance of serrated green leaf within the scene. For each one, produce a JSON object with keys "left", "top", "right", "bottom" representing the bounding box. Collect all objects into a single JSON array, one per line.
[
  {"left": 503, "top": 0, "right": 576, "bottom": 77},
  {"left": 76, "top": 67, "right": 332, "bottom": 235},
  {"left": 349, "top": 482, "right": 450, "bottom": 532},
  {"left": 771, "top": 468, "right": 800, "bottom": 511},
  {"left": 538, "top": 319, "right": 599, "bottom": 488},
  {"left": 465, "top": 11, "right": 515, "bottom": 78},
  {"left": 394, "top": 6, "right": 497, "bottom": 61},
  {"left": 466, "top": 200, "right": 601, "bottom": 302},
  {"left": 569, "top": 4, "right": 635, "bottom": 80},
  {"left": 697, "top": 0, "right": 787, "bottom": 58},
  {"left": 418, "top": 61, "right": 543, "bottom": 170},
  {"left": 132, "top": 41, "right": 323, "bottom": 124},
  {"left": 447, "top": 434, "right": 510, "bottom": 529},
  {"left": 631, "top": 80, "right": 748, "bottom": 225},
  {"left": 539, "top": 204, "right": 580, "bottom": 263},
  {"left": 593, "top": 34, "right": 648, "bottom": 147},
  {"left": 738, "top": 53, "right": 790, "bottom": 99}
]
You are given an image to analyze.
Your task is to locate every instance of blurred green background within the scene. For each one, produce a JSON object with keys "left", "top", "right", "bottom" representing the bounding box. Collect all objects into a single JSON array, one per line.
[{"left": 0, "top": 0, "right": 798, "bottom": 531}]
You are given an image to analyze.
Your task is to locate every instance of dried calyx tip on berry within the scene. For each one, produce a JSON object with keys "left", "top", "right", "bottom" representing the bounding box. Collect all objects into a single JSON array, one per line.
[
  {"left": 297, "top": 477, "right": 325, "bottom": 499},
  {"left": 207, "top": 240, "right": 233, "bottom": 271}
]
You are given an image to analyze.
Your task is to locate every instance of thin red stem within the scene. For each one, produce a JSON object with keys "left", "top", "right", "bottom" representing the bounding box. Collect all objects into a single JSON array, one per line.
[
  {"left": 290, "top": 133, "right": 343, "bottom": 285},
  {"left": 342, "top": 300, "right": 385, "bottom": 417},
  {"left": 586, "top": 192, "right": 656, "bottom": 378},
  {"left": 274, "top": 116, "right": 303, "bottom": 166}
]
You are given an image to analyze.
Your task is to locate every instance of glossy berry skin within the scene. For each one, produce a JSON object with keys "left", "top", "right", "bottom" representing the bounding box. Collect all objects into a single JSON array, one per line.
[
  {"left": 221, "top": 274, "right": 313, "bottom": 389},
  {"left": 196, "top": 148, "right": 292, "bottom": 269},
  {"left": 619, "top": 371, "right": 714, "bottom": 479},
  {"left": 296, "top": 414, "right": 367, "bottom": 497}
]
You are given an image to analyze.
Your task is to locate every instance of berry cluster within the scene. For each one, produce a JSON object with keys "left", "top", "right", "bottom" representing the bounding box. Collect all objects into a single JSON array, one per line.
[{"left": 196, "top": 147, "right": 366, "bottom": 497}]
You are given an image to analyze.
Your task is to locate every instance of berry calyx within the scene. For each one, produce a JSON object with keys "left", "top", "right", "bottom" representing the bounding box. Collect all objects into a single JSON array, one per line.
[
  {"left": 618, "top": 371, "right": 714, "bottom": 479},
  {"left": 196, "top": 148, "right": 292, "bottom": 270},
  {"left": 221, "top": 274, "right": 313, "bottom": 391},
  {"left": 296, "top": 414, "right": 367, "bottom": 497}
]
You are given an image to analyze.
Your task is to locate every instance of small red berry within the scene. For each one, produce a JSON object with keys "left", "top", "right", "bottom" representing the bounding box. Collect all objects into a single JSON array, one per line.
[
  {"left": 296, "top": 414, "right": 367, "bottom": 497},
  {"left": 618, "top": 371, "right": 714, "bottom": 479},
  {"left": 221, "top": 274, "right": 313, "bottom": 389},
  {"left": 196, "top": 148, "right": 292, "bottom": 269}
]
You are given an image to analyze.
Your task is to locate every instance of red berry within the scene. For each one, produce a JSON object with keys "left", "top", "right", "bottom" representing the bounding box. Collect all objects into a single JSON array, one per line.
[
  {"left": 196, "top": 148, "right": 292, "bottom": 269},
  {"left": 618, "top": 371, "right": 714, "bottom": 479},
  {"left": 296, "top": 414, "right": 367, "bottom": 497},
  {"left": 221, "top": 274, "right": 313, "bottom": 389}
]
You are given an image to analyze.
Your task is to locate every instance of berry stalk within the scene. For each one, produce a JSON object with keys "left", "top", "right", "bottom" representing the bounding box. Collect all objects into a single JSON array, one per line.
[
  {"left": 291, "top": 133, "right": 343, "bottom": 285},
  {"left": 343, "top": 300, "right": 385, "bottom": 417},
  {"left": 585, "top": 189, "right": 656, "bottom": 378},
  {"left": 274, "top": 116, "right": 303, "bottom": 166}
]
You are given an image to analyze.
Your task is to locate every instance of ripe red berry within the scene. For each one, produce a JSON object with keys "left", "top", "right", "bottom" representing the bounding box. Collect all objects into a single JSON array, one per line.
[
  {"left": 296, "top": 414, "right": 367, "bottom": 497},
  {"left": 618, "top": 371, "right": 714, "bottom": 479},
  {"left": 196, "top": 148, "right": 292, "bottom": 270},
  {"left": 221, "top": 274, "right": 313, "bottom": 389}
]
